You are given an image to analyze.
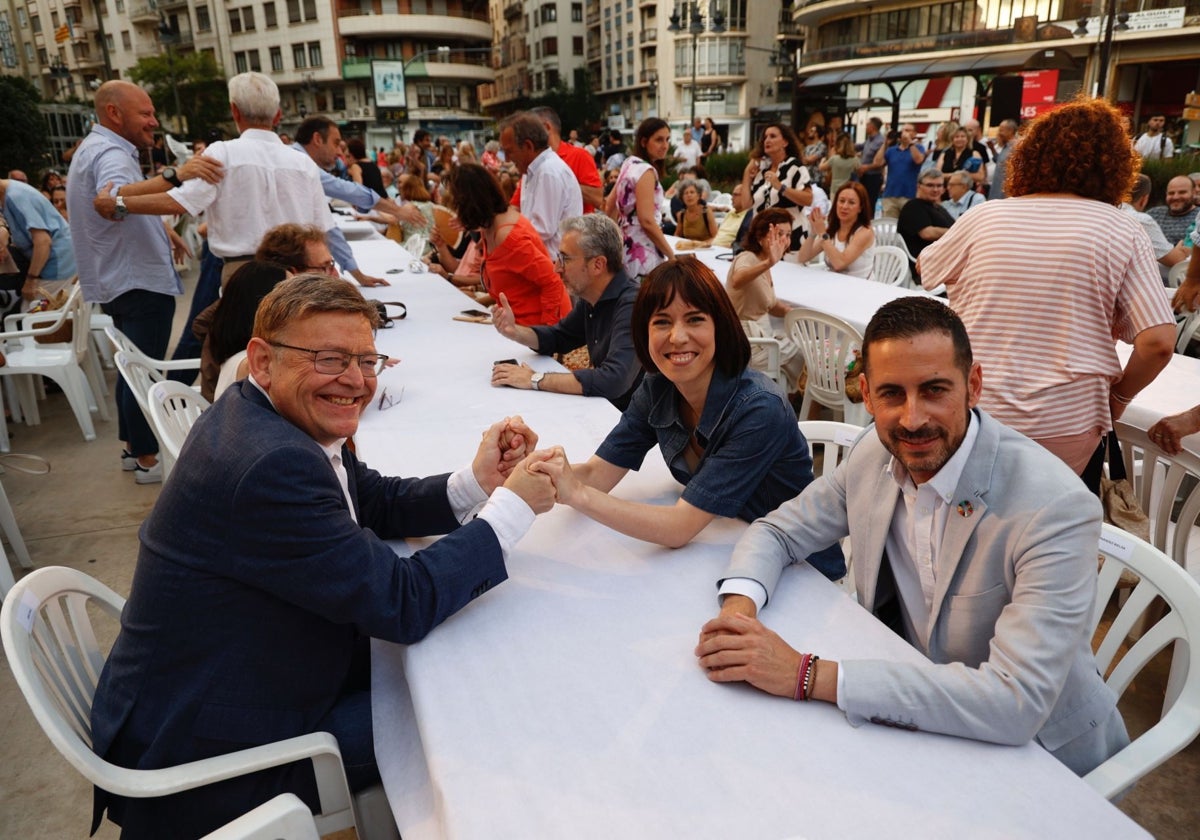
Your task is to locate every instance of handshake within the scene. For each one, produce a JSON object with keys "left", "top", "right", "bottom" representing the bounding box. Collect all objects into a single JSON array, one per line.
[{"left": 473, "top": 417, "right": 581, "bottom": 514}]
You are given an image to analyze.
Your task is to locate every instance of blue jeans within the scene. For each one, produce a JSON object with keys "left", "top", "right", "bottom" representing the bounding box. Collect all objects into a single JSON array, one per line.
[
  {"left": 169, "top": 242, "right": 223, "bottom": 380},
  {"left": 102, "top": 289, "right": 175, "bottom": 457}
]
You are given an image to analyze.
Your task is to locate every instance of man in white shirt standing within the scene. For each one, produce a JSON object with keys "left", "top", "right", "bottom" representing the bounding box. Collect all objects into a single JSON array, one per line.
[
  {"left": 92, "top": 72, "right": 333, "bottom": 284},
  {"left": 674, "top": 131, "right": 701, "bottom": 173},
  {"left": 1133, "top": 112, "right": 1174, "bottom": 160},
  {"left": 499, "top": 111, "right": 582, "bottom": 259}
]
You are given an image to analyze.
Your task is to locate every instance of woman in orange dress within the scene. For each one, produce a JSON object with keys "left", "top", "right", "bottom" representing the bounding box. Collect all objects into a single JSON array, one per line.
[{"left": 444, "top": 163, "right": 570, "bottom": 326}]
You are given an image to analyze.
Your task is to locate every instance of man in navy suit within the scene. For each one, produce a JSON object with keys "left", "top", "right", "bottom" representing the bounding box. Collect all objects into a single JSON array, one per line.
[{"left": 90, "top": 275, "right": 556, "bottom": 838}]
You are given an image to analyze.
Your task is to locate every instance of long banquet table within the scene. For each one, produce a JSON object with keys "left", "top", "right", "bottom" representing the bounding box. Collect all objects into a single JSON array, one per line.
[{"left": 346, "top": 236, "right": 1147, "bottom": 839}]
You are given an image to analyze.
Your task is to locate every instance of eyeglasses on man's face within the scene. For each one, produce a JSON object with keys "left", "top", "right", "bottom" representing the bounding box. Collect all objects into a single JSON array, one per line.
[
  {"left": 304, "top": 260, "right": 340, "bottom": 276},
  {"left": 269, "top": 342, "right": 390, "bottom": 377},
  {"left": 554, "top": 252, "right": 588, "bottom": 271}
]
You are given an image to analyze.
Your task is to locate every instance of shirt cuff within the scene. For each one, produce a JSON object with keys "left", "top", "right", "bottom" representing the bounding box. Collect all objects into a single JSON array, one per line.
[
  {"left": 476, "top": 487, "right": 537, "bottom": 555},
  {"left": 447, "top": 466, "right": 488, "bottom": 523},
  {"left": 717, "top": 578, "right": 768, "bottom": 613},
  {"left": 835, "top": 662, "right": 847, "bottom": 711}
]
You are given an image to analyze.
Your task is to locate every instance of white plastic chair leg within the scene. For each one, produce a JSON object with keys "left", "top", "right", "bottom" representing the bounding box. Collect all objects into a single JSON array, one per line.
[
  {"left": 14, "top": 376, "right": 41, "bottom": 426},
  {"left": 0, "top": 542, "right": 14, "bottom": 598},
  {"left": 0, "top": 386, "right": 8, "bottom": 454},
  {"left": 0, "top": 479, "right": 31, "bottom": 570},
  {"left": 55, "top": 368, "right": 97, "bottom": 441}
]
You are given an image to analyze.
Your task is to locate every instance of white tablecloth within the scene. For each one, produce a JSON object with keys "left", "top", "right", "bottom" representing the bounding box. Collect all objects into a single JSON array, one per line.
[
  {"left": 1117, "top": 342, "right": 1200, "bottom": 455},
  {"left": 350, "top": 238, "right": 1145, "bottom": 840}
]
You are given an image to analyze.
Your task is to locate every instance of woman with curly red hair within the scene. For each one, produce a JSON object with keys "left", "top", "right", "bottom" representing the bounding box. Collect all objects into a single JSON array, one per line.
[{"left": 917, "top": 97, "right": 1175, "bottom": 489}]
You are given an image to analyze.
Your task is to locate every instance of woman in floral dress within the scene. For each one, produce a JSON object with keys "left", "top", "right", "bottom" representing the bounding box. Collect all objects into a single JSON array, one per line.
[{"left": 606, "top": 117, "right": 674, "bottom": 278}]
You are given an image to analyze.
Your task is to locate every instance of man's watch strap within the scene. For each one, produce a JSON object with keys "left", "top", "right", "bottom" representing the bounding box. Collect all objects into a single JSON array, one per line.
[
  {"left": 530, "top": 371, "right": 545, "bottom": 391},
  {"left": 114, "top": 195, "right": 129, "bottom": 220},
  {"left": 161, "top": 166, "right": 182, "bottom": 187}
]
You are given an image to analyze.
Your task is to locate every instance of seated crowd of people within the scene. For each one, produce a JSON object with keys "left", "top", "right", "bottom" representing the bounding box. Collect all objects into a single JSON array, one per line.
[{"left": 8, "top": 70, "right": 1197, "bottom": 838}]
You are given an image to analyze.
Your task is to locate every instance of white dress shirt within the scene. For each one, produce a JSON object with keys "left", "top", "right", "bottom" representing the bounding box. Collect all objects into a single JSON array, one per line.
[
  {"left": 169, "top": 128, "right": 334, "bottom": 258},
  {"left": 517, "top": 147, "right": 583, "bottom": 259}
]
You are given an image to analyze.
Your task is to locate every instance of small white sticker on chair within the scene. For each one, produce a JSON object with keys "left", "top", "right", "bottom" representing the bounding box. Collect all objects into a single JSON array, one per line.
[
  {"left": 151, "top": 383, "right": 168, "bottom": 401},
  {"left": 17, "top": 589, "right": 38, "bottom": 633},
  {"left": 1100, "top": 528, "right": 1135, "bottom": 562}
]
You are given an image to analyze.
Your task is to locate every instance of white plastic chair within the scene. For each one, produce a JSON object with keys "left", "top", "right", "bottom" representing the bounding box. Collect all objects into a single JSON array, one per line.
[
  {"left": 799, "top": 420, "right": 863, "bottom": 591},
  {"left": 0, "top": 284, "right": 109, "bottom": 441},
  {"left": 746, "top": 337, "right": 785, "bottom": 392},
  {"left": 0, "top": 474, "right": 34, "bottom": 598},
  {"left": 1114, "top": 421, "right": 1200, "bottom": 575},
  {"left": 870, "top": 217, "right": 905, "bottom": 252},
  {"left": 104, "top": 324, "right": 201, "bottom": 383},
  {"left": 1176, "top": 309, "right": 1200, "bottom": 355},
  {"left": 201, "top": 793, "right": 320, "bottom": 840},
  {"left": 785, "top": 307, "right": 868, "bottom": 425},
  {"left": 1085, "top": 523, "right": 1200, "bottom": 800},
  {"left": 113, "top": 351, "right": 163, "bottom": 435},
  {"left": 90, "top": 308, "right": 115, "bottom": 369},
  {"left": 870, "top": 245, "right": 911, "bottom": 286},
  {"left": 147, "top": 380, "right": 210, "bottom": 480},
  {"left": 1167, "top": 259, "right": 1190, "bottom": 290},
  {"left": 0, "top": 566, "right": 362, "bottom": 837}
]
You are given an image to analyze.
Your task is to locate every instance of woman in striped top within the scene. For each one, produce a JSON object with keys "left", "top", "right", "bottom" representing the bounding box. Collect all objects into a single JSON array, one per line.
[{"left": 918, "top": 97, "right": 1176, "bottom": 485}]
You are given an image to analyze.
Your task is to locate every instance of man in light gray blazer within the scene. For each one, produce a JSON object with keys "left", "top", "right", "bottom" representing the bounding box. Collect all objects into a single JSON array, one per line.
[{"left": 696, "top": 297, "right": 1128, "bottom": 777}]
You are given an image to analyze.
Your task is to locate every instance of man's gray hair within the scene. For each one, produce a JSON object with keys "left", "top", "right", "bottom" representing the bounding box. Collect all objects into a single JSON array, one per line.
[
  {"left": 949, "top": 170, "right": 973, "bottom": 188},
  {"left": 228, "top": 72, "right": 280, "bottom": 125},
  {"left": 560, "top": 214, "right": 624, "bottom": 274},
  {"left": 918, "top": 168, "right": 945, "bottom": 185},
  {"left": 529, "top": 106, "right": 562, "bottom": 135},
  {"left": 499, "top": 112, "right": 549, "bottom": 152}
]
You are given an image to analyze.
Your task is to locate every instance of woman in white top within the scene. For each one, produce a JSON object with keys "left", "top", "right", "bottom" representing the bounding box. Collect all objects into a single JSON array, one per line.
[
  {"left": 726, "top": 208, "right": 803, "bottom": 388},
  {"left": 794, "top": 181, "right": 875, "bottom": 279}
]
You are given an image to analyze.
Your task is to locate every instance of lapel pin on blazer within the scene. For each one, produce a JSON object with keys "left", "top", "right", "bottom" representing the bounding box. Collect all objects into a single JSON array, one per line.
[{"left": 956, "top": 500, "right": 975, "bottom": 518}]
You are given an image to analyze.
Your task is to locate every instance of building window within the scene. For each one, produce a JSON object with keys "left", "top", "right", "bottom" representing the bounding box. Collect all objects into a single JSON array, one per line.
[
  {"left": 114, "top": 0, "right": 123, "bottom": 11},
  {"left": 249, "top": 49, "right": 261, "bottom": 71},
  {"left": 264, "top": 2, "right": 277, "bottom": 28},
  {"left": 234, "top": 51, "right": 248, "bottom": 73},
  {"left": 196, "top": 6, "right": 210, "bottom": 32},
  {"left": 120, "top": 30, "right": 131, "bottom": 49},
  {"left": 308, "top": 41, "right": 322, "bottom": 67},
  {"left": 30, "top": 15, "right": 40, "bottom": 34},
  {"left": 17, "top": 7, "right": 27, "bottom": 27},
  {"left": 292, "top": 42, "right": 306, "bottom": 68},
  {"left": 571, "top": 2, "right": 581, "bottom": 22},
  {"left": 24, "top": 42, "right": 35, "bottom": 61},
  {"left": 302, "top": 0, "right": 317, "bottom": 21},
  {"left": 241, "top": 6, "right": 255, "bottom": 31},
  {"left": 270, "top": 45, "right": 283, "bottom": 71},
  {"left": 417, "top": 85, "right": 432, "bottom": 107},
  {"left": 542, "top": 36, "right": 557, "bottom": 56},
  {"left": 540, "top": 3, "right": 556, "bottom": 23},
  {"left": 287, "top": 0, "right": 300, "bottom": 23},
  {"left": 546, "top": 69, "right": 559, "bottom": 88},
  {"left": 572, "top": 36, "right": 583, "bottom": 56},
  {"left": 105, "top": 33, "right": 115, "bottom": 51},
  {"left": 228, "top": 9, "right": 242, "bottom": 33}
]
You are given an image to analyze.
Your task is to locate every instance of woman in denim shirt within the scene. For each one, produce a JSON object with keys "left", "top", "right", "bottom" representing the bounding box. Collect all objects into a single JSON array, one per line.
[{"left": 532, "top": 258, "right": 844, "bottom": 577}]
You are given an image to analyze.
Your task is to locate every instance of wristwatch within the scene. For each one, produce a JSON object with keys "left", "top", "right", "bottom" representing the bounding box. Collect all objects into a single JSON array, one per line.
[
  {"left": 530, "top": 372, "right": 545, "bottom": 391},
  {"left": 161, "top": 166, "right": 182, "bottom": 187},
  {"left": 113, "top": 195, "right": 129, "bottom": 221}
]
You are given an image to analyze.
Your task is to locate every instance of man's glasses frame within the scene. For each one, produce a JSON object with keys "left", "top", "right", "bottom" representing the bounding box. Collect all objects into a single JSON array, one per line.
[{"left": 269, "top": 342, "right": 389, "bottom": 377}]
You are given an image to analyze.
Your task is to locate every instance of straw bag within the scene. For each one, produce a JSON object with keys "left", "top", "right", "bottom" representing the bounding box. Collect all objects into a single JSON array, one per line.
[{"left": 29, "top": 285, "right": 73, "bottom": 345}]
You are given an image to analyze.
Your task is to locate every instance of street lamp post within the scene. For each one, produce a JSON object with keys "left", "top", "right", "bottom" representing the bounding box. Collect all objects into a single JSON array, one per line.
[
  {"left": 668, "top": 2, "right": 725, "bottom": 129},
  {"left": 157, "top": 15, "right": 185, "bottom": 135}
]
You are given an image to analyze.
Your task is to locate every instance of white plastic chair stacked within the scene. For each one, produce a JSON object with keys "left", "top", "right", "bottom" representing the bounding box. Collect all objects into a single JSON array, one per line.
[
  {"left": 1086, "top": 523, "right": 1200, "bottom": 800},
  {"left": 0, "top": 566, "right": 399, "bottom": 839},
  {"left": 785, "top": 307, "right": 868, "bottom": 426},
  {"left": 0, "top": 283, "right": 109, "bottom": 442},
  {"left": 147, "top": 380, "right": 210, "bottom": 480}
]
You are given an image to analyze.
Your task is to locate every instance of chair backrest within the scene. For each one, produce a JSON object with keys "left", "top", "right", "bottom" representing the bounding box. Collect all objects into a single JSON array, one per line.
[
  {"left": 1167, "top": 259, "right": 1190, "bottom": 290},
  {"left": 148, "top": 380, "right": 211, "bottom": 476},
  {"left": 104, "top": 323, "right": 135, "bottom": 356},
  {"left": 1177, "top": 310, "right": 1200, "bottom": 355},
  {"left": 1085, "top": 523, "right": 1200, "bottom": 800},
  {"left": 201, "top": 793, "right": 321, "bottom": 840},
  {"left": 870, "top": 245, "right": 910, "bottom": 286},
  {"left": 797, "top": 420, "right": 863, "bottom": 480},
  {"left": 746, "top": 337, "right": 784, "bottom": 392},
  {"left": 870, "top": 217, "right": 903, "bottom": 249},
  {"left": 1113, "top": 420, "right": 1200, "bottom": 569},
  {"left": 114, "top": 350, "right": 164, "bottom": 418},
  {"left": 784, "top": 307, "right": 862, "bottom": 412},
  {"left": 1, "top": 566, "right": 124, "bottom": 776}
]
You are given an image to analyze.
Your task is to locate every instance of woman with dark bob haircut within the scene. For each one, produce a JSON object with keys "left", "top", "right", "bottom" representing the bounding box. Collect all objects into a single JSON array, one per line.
[
  {"left": 445, "top": 163, "right": 570, "bottom": 325},
  {"left": 193, "top": 260, "right": 289, "bottom": 400},
  {"left": 917, "top": 96, "right": 1176, "bottom": 488},
  {"left": 528, "top": 257, "right": 844, "bottom": 574}
]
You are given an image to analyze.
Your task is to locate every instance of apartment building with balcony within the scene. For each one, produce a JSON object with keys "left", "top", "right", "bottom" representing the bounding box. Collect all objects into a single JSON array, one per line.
[
  {"left": 791, "top": 0, "right": 1200, "bottom": 144},
  {"left": 584, "top": 0, "right": 793, "bottom": 152},
  {"left": 2, "top": 0, "right": 496, "bottom": 149},
  {"left": 479, "top": 0, "right": 587, "bottom": 115}
]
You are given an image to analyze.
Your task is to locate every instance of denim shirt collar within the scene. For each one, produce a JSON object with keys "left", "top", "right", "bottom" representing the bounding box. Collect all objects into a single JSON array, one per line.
[{"left": 645, "top": 366, "right": 741, "bottom": 451}]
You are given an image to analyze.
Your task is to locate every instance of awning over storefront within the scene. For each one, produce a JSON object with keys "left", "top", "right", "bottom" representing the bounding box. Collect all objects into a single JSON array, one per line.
[{"left": 797, "top": 48, "right": 1073, "bottom": 89}]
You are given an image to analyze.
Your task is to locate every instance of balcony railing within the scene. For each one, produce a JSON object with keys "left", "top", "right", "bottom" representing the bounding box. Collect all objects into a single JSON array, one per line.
[{"left": 804, "top": 25, "right": 1017, "bottom": 66}]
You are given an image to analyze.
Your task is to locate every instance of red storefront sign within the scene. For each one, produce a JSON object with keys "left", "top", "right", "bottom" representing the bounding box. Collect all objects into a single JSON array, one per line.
[{"left": 1020, "top": 70, "right": 1060, "bottom": 119}]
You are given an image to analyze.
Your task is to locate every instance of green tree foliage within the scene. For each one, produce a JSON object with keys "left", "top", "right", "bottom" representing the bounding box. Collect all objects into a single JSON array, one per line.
[
  {"left": 525, "top": 76, "right": 603, "bottom": 142},
  {"left": 0, "top": 77, "right": 51, "bottom": 175},
  {"left": 129, "top": 50, "right": 230, "bottom": 140}
]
